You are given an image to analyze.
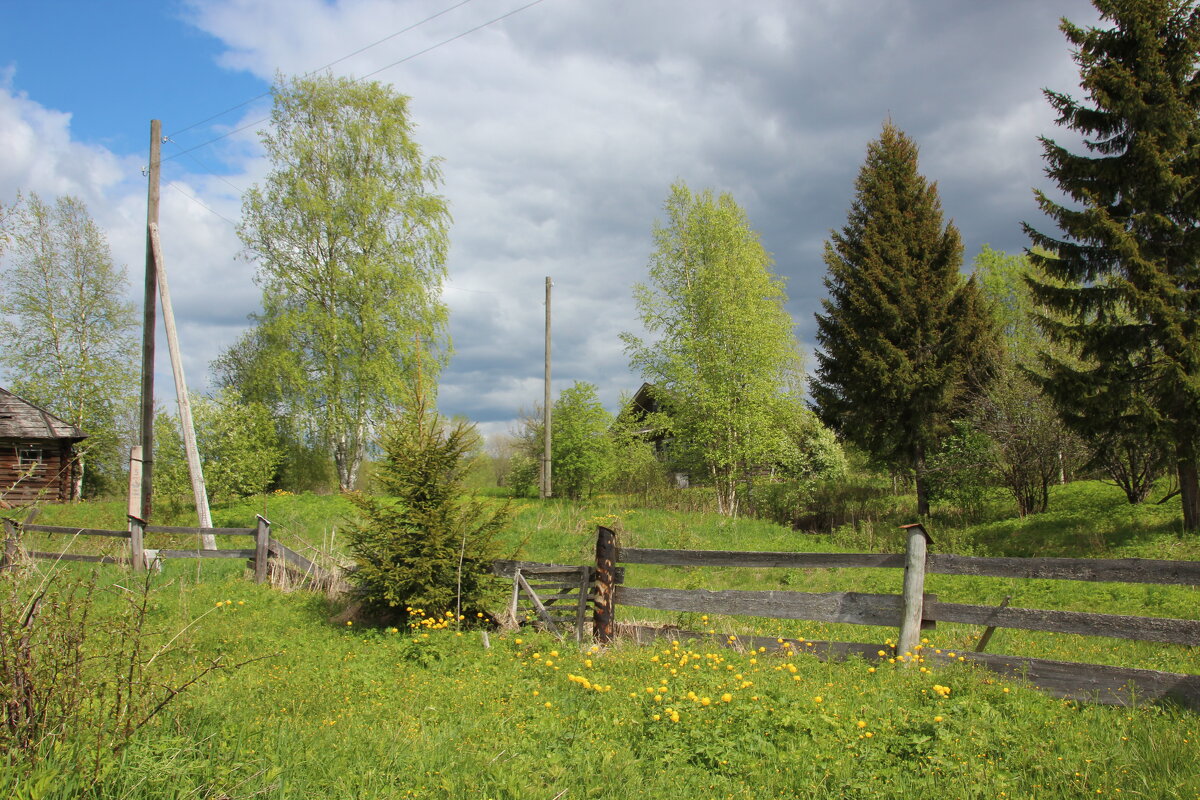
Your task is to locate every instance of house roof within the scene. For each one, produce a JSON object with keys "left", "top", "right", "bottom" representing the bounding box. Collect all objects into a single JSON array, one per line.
[{"left": 0, "top": 387, "right": 87, "bottom": 440}]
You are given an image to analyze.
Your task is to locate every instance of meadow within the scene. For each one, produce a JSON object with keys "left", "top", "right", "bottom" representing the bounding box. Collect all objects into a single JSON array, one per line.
[{"left": 4, "top": 480, "right": 1199, "bottom": 799}]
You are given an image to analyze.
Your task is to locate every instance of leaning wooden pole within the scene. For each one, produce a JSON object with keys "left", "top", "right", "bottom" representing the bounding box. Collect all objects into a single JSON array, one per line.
[
  {"left": 138, "top": 120, "right": 161, "bottom": 521},
  {"left": 541, "top": 276, "right": 552, "bottom": 499},
  {"left": 593, "top": 525, "right": 618, "bottom": 643},
  {"left": 149, "top": 223, "right": 213, "bottom": 545}
]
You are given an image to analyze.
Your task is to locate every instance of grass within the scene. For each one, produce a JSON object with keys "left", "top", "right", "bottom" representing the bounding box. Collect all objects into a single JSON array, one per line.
[{"left": 3, "top": 480, "right": 1198, "bottom": 798}]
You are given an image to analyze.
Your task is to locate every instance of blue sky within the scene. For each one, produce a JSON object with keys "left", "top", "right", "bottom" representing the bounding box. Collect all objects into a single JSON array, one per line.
[{"left": 1, "top": 0, "right": 1102, "bottom": 441}]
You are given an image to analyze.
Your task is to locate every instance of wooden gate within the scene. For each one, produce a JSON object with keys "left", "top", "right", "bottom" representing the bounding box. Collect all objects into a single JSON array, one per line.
[{"left": 507, "top": 564, "right": 593, "bottom": 642}]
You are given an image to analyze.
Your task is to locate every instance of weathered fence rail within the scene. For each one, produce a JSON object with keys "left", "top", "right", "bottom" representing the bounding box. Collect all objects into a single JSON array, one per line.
[
  {"left": 594, "top": 524, "right": 1200, "bottom": 710},
  {"left": 0, "top": 515, "right": 330, "bottom": 586}
]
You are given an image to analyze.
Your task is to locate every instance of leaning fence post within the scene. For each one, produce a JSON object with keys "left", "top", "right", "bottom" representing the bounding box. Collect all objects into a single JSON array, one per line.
[
  {"left": 128, "top": 515, "right": 146, "bottom": 572},
  {"left": 1, "top": 518, "right": 19, "bottom": 572},
  {"left": 897, "top": 522, "right": 931, "bottom": 662},
  {"left": 254, "top": 515, "right": 270, "bottom": 584},
  {"left": 593, "top": 526, "right": 618, "bottom": 644}
]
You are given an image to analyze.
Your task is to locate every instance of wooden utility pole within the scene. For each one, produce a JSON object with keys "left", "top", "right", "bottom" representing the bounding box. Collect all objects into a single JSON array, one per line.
[
  {"left": 139, "top": 120, "right": 161, "bottom": 521},
  {"left": 541, "top": 276, "right": 552, "bottom": 499},
  {"left": 149, "top": 223, "right": 213, "bottom": 545}
]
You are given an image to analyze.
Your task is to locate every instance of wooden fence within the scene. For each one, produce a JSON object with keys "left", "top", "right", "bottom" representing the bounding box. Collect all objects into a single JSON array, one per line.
[
  {"left": 0, "top": 515, "right": 331, "bottom": 586},
  {"left": 589, "top": 524, "right": 1200, "bottom": 710}
]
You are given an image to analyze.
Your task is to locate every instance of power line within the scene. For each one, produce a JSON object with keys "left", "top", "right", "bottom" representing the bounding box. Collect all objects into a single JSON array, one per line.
[
  {"left": 169, "top": 183, "right": 238, "bottom": 227},
  {"left": 166, "top": 0, "right": 481, "bottom": 140},
  {"left": 161, "top": 0, "right": 550, "bottom": 166}
]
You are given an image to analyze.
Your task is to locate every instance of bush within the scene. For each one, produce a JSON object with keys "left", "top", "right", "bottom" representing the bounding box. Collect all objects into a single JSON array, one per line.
[{"left": 346, "top": 400, "right": 511, "bottom": 623}]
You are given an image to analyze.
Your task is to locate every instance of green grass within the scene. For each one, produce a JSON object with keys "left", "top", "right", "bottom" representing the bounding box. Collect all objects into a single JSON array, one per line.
[{"left": 3, "top": 480, "right": 1198, "bottom": 798}]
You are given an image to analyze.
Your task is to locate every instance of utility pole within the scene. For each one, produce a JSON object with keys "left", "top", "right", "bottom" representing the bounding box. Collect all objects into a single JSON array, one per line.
[
  {"left": 541, "top": 276, "right": 552, "bottom": 499},
  {"left": 138, "top": 120, "right": 161, "bottom": 521}
]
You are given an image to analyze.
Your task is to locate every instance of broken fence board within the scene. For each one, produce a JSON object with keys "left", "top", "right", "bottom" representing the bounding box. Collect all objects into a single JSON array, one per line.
[{"left": 948, "top": 651, "right": 1200, "bottom": 710}]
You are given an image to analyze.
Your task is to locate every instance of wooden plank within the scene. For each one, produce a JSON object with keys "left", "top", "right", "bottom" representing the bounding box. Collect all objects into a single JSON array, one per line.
[
  {"left": 619, "top": 547, "right": 905, "bottom": 570},
  {"left": 26, "top": 551, "right": 128, "bottom": 565},
  {"left": 516, "top": 570, "right": 559, "bottom": 634},
  {"left": 927, "top": 553, "right": 1200, "bottom": 586},
  {"left": 926, "top": 600, "right": 1200, "bottom": 646},
  {"left": 143, "top": 525, "right": 255, "bottom": 536},
  {"left": 493, "top": 559, "right": 624, "bottom": 583},
  {"left": 254, "top": 516, "right": 269, "bottom": 584},
  {"left": 947, "top": 651, "right": 1200, "bottom": 710},
  {"left": 614, "top": 586, "right": 923, "bottom": 627},
  {"left": 21, "top": 524, "right": 131, "bottom": 539},
  {"left": 575, "top": 567, "right": 590, "bottom": 644},
  {"left": 157, "top": 549, "right": 257, "bottom": 559}
]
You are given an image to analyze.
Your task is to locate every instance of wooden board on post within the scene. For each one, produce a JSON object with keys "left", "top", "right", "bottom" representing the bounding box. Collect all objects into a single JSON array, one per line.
[
  {"left": 593, "top": 526, "right": 618, "bottom": 643},
  {"left": 254, "top": 515, "right": 270, "bottom": 583},
  {"left": 128, "top": 515, "right": 145, "bottom": 572},
  {"left": 897, "top": 522, "right": 930, "bottom": 659}
]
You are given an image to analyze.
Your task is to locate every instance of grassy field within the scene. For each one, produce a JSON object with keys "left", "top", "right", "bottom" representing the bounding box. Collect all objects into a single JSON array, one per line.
[{"left": 4, "top": 481, "right": 1199, "bottom": 798}]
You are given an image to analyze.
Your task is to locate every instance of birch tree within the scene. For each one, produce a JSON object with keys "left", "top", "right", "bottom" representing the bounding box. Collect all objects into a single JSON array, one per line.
[{"left": 237, "top": 74, "right": 451, "bottom": 491}]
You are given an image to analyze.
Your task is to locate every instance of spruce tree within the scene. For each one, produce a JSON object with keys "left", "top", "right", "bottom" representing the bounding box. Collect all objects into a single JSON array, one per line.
[
  {"left": 1025, "top": 0, "right": 1200, "bottom": 530},
  {"left": 812, "top": 123, "right": 998, "bottom": 516}
]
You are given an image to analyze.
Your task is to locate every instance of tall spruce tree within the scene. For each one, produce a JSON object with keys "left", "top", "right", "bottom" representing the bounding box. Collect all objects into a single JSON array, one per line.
[
  {"left": 1025, "top": 0, "right": 1200, "bottom": 530},
  {"left": 812, "top": 123, "right": 998, "bottom": 516}
]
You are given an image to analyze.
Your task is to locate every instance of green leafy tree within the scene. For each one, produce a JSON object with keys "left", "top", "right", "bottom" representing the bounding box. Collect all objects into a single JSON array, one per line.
[
  {"left": 236, "top": 73, "right": 451, "bottom": 492},
  {"left": 154, "top": 390, "right": 283, "bottom": 504},
  {"left": 623, "top": 182, "right": 804, "bottom": 516},
  {"left": 346, "top": 398, "right": 510, "bottom": 622},
  {"left": 812, "top": 123, "right": 999, "bottom": 517},
  {"left": 1024, "top": 1, "right": 1200, "bottom": 527},
  {"left": 0, "top": 192, "right": 137, "bottom": 496},
  {"left": 550, "top": 381, "right": 614, "bottom": 500}
]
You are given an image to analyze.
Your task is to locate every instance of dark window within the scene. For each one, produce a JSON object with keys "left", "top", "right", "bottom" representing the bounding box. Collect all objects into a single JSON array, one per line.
[{"left": 18, "top": 448, "right": 43, "bottom": 467}]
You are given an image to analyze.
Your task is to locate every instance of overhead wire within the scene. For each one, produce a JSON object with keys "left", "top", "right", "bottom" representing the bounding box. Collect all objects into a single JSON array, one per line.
[
  {"left": 166, "top": 0, "right": 481, "bottom": 140},
  {"left": 160, "top": 0, "right": 551, "bottom": 166}
]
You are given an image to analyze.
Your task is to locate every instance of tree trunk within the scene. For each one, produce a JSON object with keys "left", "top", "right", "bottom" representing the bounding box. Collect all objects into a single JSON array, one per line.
[
  {"left": 1177, "top": 440, "right": 1200, "bottom": 533},
  {"left": 914, "top": 445, "right": 929, "bottom": 517}
]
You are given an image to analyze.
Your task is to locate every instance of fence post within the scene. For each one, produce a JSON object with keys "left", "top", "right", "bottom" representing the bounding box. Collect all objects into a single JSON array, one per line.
[
  {"left": 593, "top": 526, "right": 618, "bottom": 644},
  {"left": 1, "top": 518, "right": 19, "bottom": 572},
  {"left": 897, "top": 522, "right": 930, "bottom": 661},
  {"left": 128, "top": 515, "right": 145, "bottom": 572},
  {"left": 254, "top": 515, "right": 270, "bottom": 584}
]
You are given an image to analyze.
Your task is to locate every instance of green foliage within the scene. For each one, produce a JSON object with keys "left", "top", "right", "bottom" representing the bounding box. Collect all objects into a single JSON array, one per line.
[
  {"left": 623, "top": 182, "right": 805, "bottom": 516},
  {"left": 550, "top": 382, "right": 614, "bottom": 499},
  {"left": 236, "top": 73, "right": 451, "bottom": 492},
  {"left": 924, "top": 420, "right": 996, "bottom": 518},
  {"left": 346, "top": 400, "right": 510, "bottom": 620},
  {"left": 812, "top": 123, "right": 1000, "bottom": 516},
  {"left": 0, "top": 192, "right": 137, "bottom": 497},
  {"left": 154, "top": 390, "right": 283, "bottom": 505},
  {"left": 1025, "top": 0, "right": 1200, "bottom": 530}
]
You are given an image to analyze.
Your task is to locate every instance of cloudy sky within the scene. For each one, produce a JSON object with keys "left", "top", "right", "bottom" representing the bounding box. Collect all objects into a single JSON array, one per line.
[{"left": 1, "top": 0, "right": 1102, "bottom": 438}]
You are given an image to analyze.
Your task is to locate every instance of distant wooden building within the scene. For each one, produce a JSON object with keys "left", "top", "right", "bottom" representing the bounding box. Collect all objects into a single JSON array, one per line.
[{"left": 0, "top": 387, "right": 87, "bottom": 505}]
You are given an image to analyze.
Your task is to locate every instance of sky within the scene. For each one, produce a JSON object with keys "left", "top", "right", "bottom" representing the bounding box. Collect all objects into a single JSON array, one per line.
[{"left": 0, "top": 0, "right": 1104, "bottom": 440}]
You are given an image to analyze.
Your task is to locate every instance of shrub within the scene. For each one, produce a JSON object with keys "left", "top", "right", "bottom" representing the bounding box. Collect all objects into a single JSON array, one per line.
[{"left": 346, "top": 399, "right": 511, "bottom": 623}]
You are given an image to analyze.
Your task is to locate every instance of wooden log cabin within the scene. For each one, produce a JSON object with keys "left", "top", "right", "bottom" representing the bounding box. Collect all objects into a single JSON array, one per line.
[{"left": 0, "top": 387, "right": 87, "bottom": 506}]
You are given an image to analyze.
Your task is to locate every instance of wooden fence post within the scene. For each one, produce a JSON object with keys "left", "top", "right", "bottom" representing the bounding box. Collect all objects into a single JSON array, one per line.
[
  {"left": 128, "top": 515, "right": 145, "bottom": 572},
  {"left": 254, "top": 515, "right": 270, "bottom": 584},
  {"left": 897, "top": 523, "right": 930, "bottom": 661},
  {"left": 593, "top": 526, "right": 618, "bottom": 644},
  {"left": 1, "top": 518, "right": 19, "bottom": 572}
]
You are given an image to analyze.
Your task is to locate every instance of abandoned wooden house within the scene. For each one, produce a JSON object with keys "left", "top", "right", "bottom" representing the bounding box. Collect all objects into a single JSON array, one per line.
[{"left": 0, "top": 387, "right": 87, "bottom": 505}]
